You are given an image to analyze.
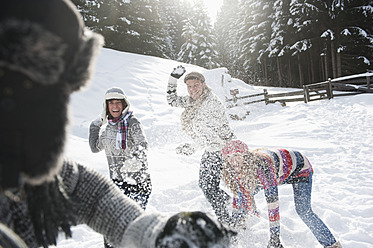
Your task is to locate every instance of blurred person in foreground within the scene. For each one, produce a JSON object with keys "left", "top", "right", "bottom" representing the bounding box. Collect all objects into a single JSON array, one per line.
[{"left": 0, "top": 0, "right": 235, "bottom": 247}]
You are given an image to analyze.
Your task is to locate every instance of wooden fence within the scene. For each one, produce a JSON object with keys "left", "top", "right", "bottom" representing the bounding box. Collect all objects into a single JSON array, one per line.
[{"left": 226, "top": 73, "right": 372, "bottom": 108}]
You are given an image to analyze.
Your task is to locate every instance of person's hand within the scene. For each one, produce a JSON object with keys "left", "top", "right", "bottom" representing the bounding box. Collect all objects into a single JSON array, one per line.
[
  {"left": 156, "top": 211, "right": 236, "bottom": 248},
  {"left": 92, "top": 115, "right": 103, "bottom": 127},
  {"left": 175, "top": 143, "right": 195, "bottom": 156},
  {"left": 171, "top": 65, "right": 186, "bottom": 79},
  {"left": 230, "top": 210, "right": 247, "bottom": 230},
  {"left": 267, "top": 234, "right": 284, "bottom": 248}
]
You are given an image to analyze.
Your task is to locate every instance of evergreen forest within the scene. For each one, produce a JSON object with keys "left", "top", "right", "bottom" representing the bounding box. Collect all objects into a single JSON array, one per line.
[{"left": 72, "top": 0, "right": 373, "bottom": 87}]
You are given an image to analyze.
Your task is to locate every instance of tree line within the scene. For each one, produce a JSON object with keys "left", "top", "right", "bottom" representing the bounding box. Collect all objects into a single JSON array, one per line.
[{"left": 72, "top": 0, "right": 373, "bottom": 88}]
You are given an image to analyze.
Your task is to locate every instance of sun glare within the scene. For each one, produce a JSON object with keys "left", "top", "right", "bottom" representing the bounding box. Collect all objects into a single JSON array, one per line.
[
  {"left": 184, "top": 0, "right": 223, "bottom": 22},
  {"left": 203, "top": 0, "right": 223, "bottom": 22}
]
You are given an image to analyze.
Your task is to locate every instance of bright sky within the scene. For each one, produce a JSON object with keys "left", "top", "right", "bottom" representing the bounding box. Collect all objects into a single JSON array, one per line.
[{"left": 203, "top": 0, "right": 223, "bottom": 22}]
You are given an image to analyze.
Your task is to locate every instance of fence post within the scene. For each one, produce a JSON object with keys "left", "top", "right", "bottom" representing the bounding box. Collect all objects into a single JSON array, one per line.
[
  {"left": 328, "top": 78, "right": 333, "bottom": 99},
  {"left": 303, "top": 85, "right": 309, "bottom": 103},
  {"left": 367, "top": 76, "right": 371, "bottom": 91},
  {"left": 263, "top": 89, "right": 268, "bottom": 104}
]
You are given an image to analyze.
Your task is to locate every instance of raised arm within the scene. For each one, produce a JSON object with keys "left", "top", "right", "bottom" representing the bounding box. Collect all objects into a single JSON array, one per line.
[{"left": 166, "top": 65, "right": 190, "bottom": 108}]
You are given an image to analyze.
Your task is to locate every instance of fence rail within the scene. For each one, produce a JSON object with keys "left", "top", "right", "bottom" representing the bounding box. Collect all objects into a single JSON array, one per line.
[{"left": 226, "top": 73, "right": 372, "bottom": 108}]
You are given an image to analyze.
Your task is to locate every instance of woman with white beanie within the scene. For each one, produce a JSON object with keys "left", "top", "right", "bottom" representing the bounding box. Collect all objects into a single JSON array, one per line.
[{"left": 89, "top": 87, "right": 152, "bottom": 247}]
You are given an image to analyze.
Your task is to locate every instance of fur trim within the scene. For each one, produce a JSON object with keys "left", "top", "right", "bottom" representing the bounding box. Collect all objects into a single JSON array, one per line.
[
  {"left": 105, "top": 92, "right": 126, "bottom": 100},
  {"left": 0, "top": 20, "right": 104, "bottom": 91},
  {"left": 22, "top": 152, "right": 64, "bottom": 186},
  {"left": 102, "top": 87, "right": 131, "bottom": 121},
  {"left": 0, "top": 19, "right": 66, "bottom": 85},
  {"left": 62, "top": 29, "right": 104, "bottom": 92}
]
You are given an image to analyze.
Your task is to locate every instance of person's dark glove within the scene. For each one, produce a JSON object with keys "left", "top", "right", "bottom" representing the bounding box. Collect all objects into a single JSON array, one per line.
[
  {"left": 175, "top": 143, "right": 195, "bottom": 156},
  {"left": 267, "top": 233, "right": 284, "bottom": 248},
  {"left": 156, "top": 211, "right": 237, "bottom": 248},
  {"left": 171, "top": 65, "right": 186, "bottom": 79}
]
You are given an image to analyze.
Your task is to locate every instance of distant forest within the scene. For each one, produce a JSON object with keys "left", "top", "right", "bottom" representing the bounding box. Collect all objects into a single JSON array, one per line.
[{"left": 72, "top": 0, "right": 373, "bottom": 87}]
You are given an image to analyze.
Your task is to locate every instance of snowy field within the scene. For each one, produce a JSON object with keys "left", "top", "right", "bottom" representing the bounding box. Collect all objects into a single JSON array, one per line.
[{"left": 56, "top": 48, "right": 373, "bottom": 248}]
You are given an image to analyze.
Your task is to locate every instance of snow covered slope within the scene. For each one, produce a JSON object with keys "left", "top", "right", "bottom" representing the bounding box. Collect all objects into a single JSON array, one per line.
[{"left": 57, "top": 48, "right": 373, "bottom": 248}]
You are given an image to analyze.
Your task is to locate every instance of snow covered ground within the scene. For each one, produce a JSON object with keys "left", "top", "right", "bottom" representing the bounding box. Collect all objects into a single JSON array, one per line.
[{"left": 56, "top": 48, "right": 373, "bottom": 248}]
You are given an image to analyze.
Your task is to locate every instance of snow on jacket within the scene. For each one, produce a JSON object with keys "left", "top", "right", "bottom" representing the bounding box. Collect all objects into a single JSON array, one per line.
[
  {"left": 167, "top": 76, "right": 235, "bottom": 152},
  {"left": 0, "top": 161, "right": 167, "bottom": 248},
  {"left": 89, "top": 111, "right": 151, "bottom": 186}
]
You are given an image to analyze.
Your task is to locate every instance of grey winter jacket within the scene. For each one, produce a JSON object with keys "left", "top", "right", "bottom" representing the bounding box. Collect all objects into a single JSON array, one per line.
[
  {"left": 0, "top": 161, "right": 167, "bottom": 248},
  {"left": 167, "top": 76, "right": 235, "bottom": 152},
  {"left": 89, "top": 113, "right": 151, "bottom": 186}
]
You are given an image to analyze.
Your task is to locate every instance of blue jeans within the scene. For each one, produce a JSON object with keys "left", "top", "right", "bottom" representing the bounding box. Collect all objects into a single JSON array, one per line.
[{"left": 292, "top": 174, "right": 336, "bottom": 247}]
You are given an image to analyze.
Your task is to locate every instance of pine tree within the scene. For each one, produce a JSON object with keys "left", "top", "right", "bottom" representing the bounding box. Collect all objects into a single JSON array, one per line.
[
  {"left": 158, "top": 0, "right": 190, "bottom": 60},
  {"left": 71, "top": 0, "right": 132, "bottom": 52},
  {"left": 178, "top": 20, "right": 199, "bottom": 64},
  {"left": 126, "top": 0, "right": 164, "bottom": 56},
  {"left": 178, "top": 0, "right": 219, "bottom": 68},
  {"left": 235, "top": 0, "right": 274, "bottom": 85},
  {"left": 73, "top": 0, "right": 372, "bottom": 86},
  {"left": 290, "top": 0, "right": 373, "bottom": 81},
  {"left": 267, "top": 0, "right": 297, "bottom": 87},
  {"left": 334, "top": 0, "right": 373, "bottom": 75},
  {"left": 214, "top": 0, "right": 241, "bottom": 76}
]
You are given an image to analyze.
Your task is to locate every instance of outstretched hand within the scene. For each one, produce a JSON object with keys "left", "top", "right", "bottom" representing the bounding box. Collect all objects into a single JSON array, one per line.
[
  {"left": 171, "top": 65, "right": 186, "bottom": 79},
  {"left": 156, "top": 211, "right": 237, "bottom": 248}
]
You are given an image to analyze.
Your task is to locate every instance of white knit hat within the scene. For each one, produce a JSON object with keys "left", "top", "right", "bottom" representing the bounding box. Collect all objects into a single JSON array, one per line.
[{"left": 101, "top": 87, "right": 130, "bottom": 122}]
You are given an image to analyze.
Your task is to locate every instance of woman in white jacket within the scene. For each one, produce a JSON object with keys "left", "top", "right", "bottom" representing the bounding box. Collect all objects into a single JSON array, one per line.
[{"left": 167, "top": 65, "right": 236, "bottom": 226}]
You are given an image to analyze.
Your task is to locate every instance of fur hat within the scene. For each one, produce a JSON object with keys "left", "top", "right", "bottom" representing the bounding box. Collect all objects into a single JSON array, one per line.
[
  {"left": 184, "top": 71, "right": 205, "bottom": 83},
  {"left": 102, "top": 87, "right": 130, "bottom": 121},
  {"left": 221, "top": 140, "right": 249, "bottom": 158},
  {"left": 0, "top": 0, "right": 104, "bottom": 92},
  {"left": 0, "top": 0, "right": 104, "bottom": 187}
]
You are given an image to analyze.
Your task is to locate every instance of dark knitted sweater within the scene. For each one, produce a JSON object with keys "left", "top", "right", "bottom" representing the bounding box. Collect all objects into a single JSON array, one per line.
[{"left": 0, "top": 161, "right": 167, "bottom": 247}]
